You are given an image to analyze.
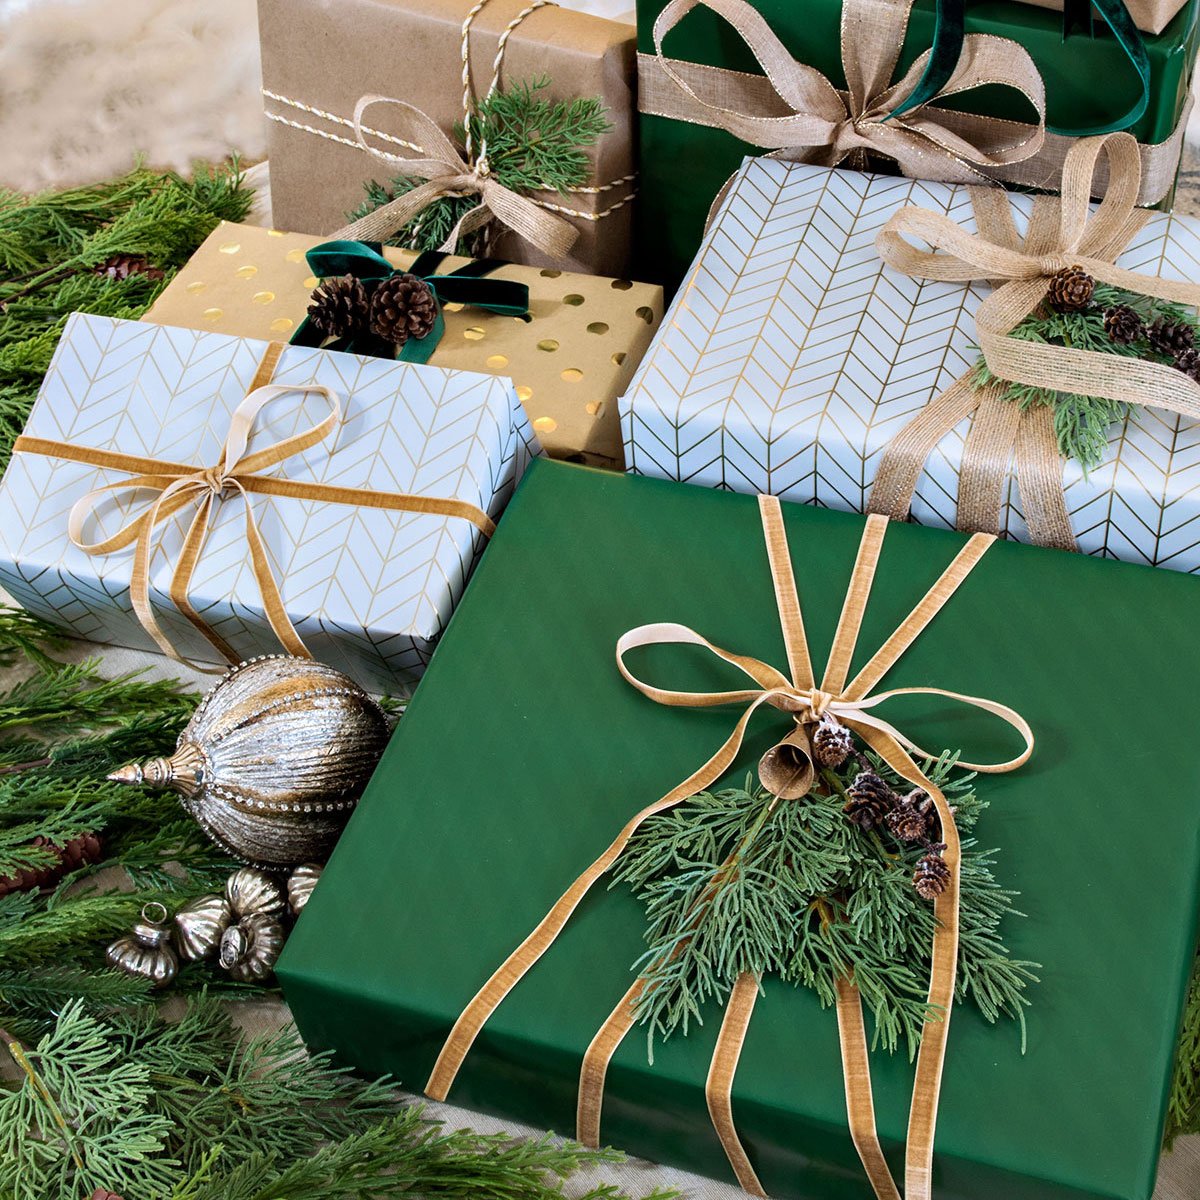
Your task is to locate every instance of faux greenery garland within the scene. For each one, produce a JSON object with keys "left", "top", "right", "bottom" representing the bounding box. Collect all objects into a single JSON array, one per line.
[{"left": 346, "top": 78, "right": 610, "bottom": 255}]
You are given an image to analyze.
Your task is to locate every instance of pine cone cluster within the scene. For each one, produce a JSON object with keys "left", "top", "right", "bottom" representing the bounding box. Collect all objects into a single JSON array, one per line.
[
  {"left": 369, "top": 273, "right": 438, "bottom": 346},
  {"left": 1046, "top": 265, "right": 1094, "bottom": 313},
  {"left": 0, "top": 832, "right": 103, "bottom": 897},
  {"left": 913, "top": 845, "right": 951, "bottom": 900},
  {"left": 1102, "top": 304, "right": 1144, "bottom": 346},
  {"left": 1148, "top": 317, "right": 1195, "bottom": 358},
  {"left": 1175, "top": 347, "right": 1200, "bottom": 382},
  {"left": 93, "top": 253, "right": 165, "bottom": 283},
  {"left": 843, "top": 771, "right": 898, "bottom": 831},
  {"left": 307, "top": 274, "right": 370, "bottom": 340},
  {"left": 811, "top": 715, "right": 853, "bottom": 769},
  {"left": 885, "top": 789, "right": 937, "bottom": 843}
]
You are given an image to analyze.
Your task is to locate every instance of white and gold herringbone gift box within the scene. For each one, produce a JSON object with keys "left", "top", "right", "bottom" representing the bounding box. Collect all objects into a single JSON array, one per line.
[
  {"left": 0, "top": 313, "right": 536, "bottom": 692},
  {"left": 621, "top": 157, "right": 1200, "bottom": 573}
]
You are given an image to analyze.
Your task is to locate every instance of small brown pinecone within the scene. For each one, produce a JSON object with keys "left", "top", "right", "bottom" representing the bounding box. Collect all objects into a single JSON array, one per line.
[
  {"left": 913, "top": 844, "right": 951, "bottom": 901},
  {"left": 1148, "top": 317, "right": 1195, "bottom": 358},
  {"left": 885, "top": 789, "right": 937, "bottom": 843},
  {"left": 90, "top": 1190, "right": 125, "bottom": 1200},
  {"left": 1046, "top": 265, "right": 1094, "bottom": 312},
  {"left": 368, "top": 273, "right": 438, "bottom": 346},
  {"left": 843, "top": 771, "right": 898, "bottom": 831},
  {"left": 307, "top": 275, "right": 370, "bottom": 340},
  {"left": 1103, "top": 304, "right": 1144, "bottom": 346},
  {"left": 1174, "top": 347, "right": 1200, "bottom": 383},
  {"left": 93, "top": 254, "right": 165, "bottom": 283},
  {"left": 0, "top": 832, "right": 104, "bottom": 897},
  {"left": 811, "top": 715, "right": 853, "bottom": 769}
]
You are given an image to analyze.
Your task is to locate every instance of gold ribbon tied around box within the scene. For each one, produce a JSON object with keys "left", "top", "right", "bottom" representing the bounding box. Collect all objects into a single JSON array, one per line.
[
  {"left": 12, "top": 342, "right": 494, "bottom": 672},
  {"left": 426, "top": 496, "right": 1033, "bottom": 1200},
  {"left": 868, "top": 131, "right": 1200, "bottom": 550}
]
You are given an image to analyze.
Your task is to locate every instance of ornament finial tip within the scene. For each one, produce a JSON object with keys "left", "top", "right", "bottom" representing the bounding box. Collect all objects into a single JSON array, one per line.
[{"left": 108, "top": 762, "right": 144, "bottom": 786}]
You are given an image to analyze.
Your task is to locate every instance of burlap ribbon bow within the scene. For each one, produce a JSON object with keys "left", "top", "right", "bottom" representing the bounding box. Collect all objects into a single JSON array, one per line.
[
  {"left": 426, "top": 497, "right": 1033, "bottom": 1200},
  {"left": 13, "top": 344, "right": 494, "bottom": 671},
  {"left": 869, "top": 131, "right": 1200, "bottom": 549},
  {"left": 639, "top": 0, "right": 1047, "bottom": 184}
]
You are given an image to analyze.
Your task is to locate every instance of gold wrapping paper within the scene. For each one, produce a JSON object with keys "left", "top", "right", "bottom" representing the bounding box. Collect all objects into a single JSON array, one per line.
[
  {"left": 1017, "top": 0, "right": 1187, "bottom": 35},
  {"left": 142, "top": 222, "right": 662, "bottom": 468},
  {"left": 258, "top": 0, "right": 637, "bottom": 277}
]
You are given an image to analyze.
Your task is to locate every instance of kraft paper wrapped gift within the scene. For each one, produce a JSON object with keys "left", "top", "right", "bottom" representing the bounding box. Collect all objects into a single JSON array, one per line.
[
  {"left": 143, "top": 222, "right": 663, "bottom": 470},
  {"left": 0, "top": 313, "right": 536, "bottom": 693},
  {"left": 278, "top": 459, "right": 1200, "bottom": 1200},
  {"left": 1019, "top": 0, "right": 1187, "bottom": 36},
  {"left": 622, "top": 154, "right": 1200, "bottom": 573},
  {"left": 258, "top": 0, "right": 637, "bottom": 277}
]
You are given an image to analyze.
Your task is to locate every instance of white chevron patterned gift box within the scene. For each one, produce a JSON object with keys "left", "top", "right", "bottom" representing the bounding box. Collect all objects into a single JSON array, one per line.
[
  {"left": 621, "top": 157, "right": 1200, "bottom": 572},
  {"left": 0, "top": 313, "right": 537, "bottom": 692}
]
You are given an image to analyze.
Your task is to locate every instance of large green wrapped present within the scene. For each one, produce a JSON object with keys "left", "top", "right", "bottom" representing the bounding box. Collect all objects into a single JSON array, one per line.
[
  {"left": 278, "top": 459, "right": 1200, "bottom": 1200},
  {"left": 636, "top": 0, "right": 1199, "bottom": 287}
]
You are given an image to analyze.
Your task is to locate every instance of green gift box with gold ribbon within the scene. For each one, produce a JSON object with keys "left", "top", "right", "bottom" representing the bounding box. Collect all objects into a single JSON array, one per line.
[
  {"left": 278, "top": 459, "right": 1200, "bottom": 1200},
  {"left": 635, "top": 0, "right": 1200, "bottom": 288}
]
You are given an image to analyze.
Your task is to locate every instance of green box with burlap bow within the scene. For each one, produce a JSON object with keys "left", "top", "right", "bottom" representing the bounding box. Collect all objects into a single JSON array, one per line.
[
  {"left": 635, "top": 0, "right": 1199, "bottom": 288},
  {"left": 279, "top": 459, "right": 1200, "bottom": 1200}
]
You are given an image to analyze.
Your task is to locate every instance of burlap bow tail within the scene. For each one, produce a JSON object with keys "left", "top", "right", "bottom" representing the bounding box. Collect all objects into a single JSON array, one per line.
[
  {"left": 639, "top": 0, "right": 1047, "bottom": 185},
  {"left": 868, "top": 131, "right": 1200, "bottom": 549},
  {"left": 424, "top": 497, "right": 1033, "bottom": 1200},
  {"left": 12, "top": 344, "right": 494, "bottom": 672}
]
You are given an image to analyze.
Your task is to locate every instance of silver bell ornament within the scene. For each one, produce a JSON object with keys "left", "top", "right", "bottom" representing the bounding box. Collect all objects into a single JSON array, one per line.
[
  {"left": 287, "top": 863, "right": 322, "bottom": 916},
  {"left": 173, "top": 893, "right": 233, "bottom": 962},
  {"left": 219, "top": 912, "right": 286, "bottom": 982},
  {"left": 106, "top": 902, "right": 179, "bottom": 988},
  {"left": 108, "top": 656, "right": 391, "bottom": 867}
]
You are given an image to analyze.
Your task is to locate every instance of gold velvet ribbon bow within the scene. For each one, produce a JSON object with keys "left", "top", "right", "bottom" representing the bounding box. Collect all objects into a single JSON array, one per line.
[
  {"left": 426, "top": 496, "right": 1033, "bottom": 1200},
  {"left": 12, "top": 343, "right": 494, "bottom": 672},
  {"left": 638, "top": 0, "right": 1047, "bottom": 186},
  {"left": 868, "top": 131, "right": 1200, "bottom": 550}
]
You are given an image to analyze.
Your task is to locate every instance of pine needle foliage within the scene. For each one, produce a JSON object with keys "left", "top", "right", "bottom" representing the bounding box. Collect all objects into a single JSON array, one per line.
[
  {"left": 1166, "top": 958, "right": 1200, "bottom": 1145},
  {"left": 971, "top": 282, "right": 1200, "bottom": 470},
  {"left": 0, "top": 162, "right": 251, "bottom": 473},
  {"left": 346, "top": 78, "right": 610, "bottom": 255},
  {"left": 613, "top": 754, "right": 1037, "bottom": 1062},
  {"left": 0, "top": 996, "right": 675, "bottom": 1200}
]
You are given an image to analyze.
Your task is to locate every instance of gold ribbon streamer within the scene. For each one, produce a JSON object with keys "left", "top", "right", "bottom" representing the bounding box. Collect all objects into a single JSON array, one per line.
[
  {"left": 869, "top": 131, "right": 1200, "bottom": 551},
  {"left": 13, "top": 344, "right": 494, "bottom": 672},
  {"left": 427, "top": 497, "right": 1033, "bottom": 1200},
  {"left": 638, "top": 0, "right": 1047, "bottom": 185}
]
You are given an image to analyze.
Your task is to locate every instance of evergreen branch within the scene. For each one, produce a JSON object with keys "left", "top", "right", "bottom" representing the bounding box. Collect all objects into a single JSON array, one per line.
[{"left": 1166, "top": 957, "right": 1200, "bottom": 1145}]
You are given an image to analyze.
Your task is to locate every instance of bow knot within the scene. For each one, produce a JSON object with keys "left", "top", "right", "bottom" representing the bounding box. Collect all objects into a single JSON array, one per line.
[
  {"left": 196, "top": 465, "right": 235, "bottom": 498},
  {"left": 1037, "top": 253, "right": 1074, "bottom": 276},
  {"left": 806, "top": 688, "right": 835, "bottom": 718}
]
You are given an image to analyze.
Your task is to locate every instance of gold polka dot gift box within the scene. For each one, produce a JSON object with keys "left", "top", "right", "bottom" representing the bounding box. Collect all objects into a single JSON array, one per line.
[{"left": 143, "top": 222, "right": 663, "bottom": 470}]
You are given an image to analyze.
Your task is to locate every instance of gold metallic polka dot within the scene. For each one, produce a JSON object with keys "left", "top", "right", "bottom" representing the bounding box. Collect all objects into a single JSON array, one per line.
[
  {"left": 515, "top": 385, "right": 533, "bottom": 402},
  {"left": 486, "top": 354, "right": 509, "bottom": 369},
  {"left": 235, "top": 264, "right": 258, "bottom": 278},
  {"left": 586, "top": 401, "right": 603, "bottom": 416},
  {"left": 303, "top": 275, "right": 319, "bottom": 289},
  {"left": 267, "top": 229, "right": 285, "bottom": 238},
  {"left": 203, "top": 307, "right": 224, "bottom": 321},
  {"left": 612, "top": 351, "right": 627, "bottom": 366},
  {"left": 563, "top": 293, "right": 585, "bottom": 306},
  {"left": 636, "top": 306, "right": 655, "bottom": 324},
  {"left": 540, "top": 268, "right": 562, "bottom": 278},
  {"left": 533, "top": 416, "right": 558, "bottom": 432},
  {"left": 444, "top": 302, "right": 465, "bottom": 313},
  {"left": 269, "top": 317, "right": 295, "bottom": 333},
  {"left": 560, "top": 368, "right": 583, "bottom": 383},
  {"left": 587, "top": 321, "right": 609, "bottom": 335},
  {"left": 611, "top": 279, "right": 633, "bottom": 291},
  {"left": 285, "top": 248, "right": 305, "bottom": 263},
  {"left": 185, "top": 281, "right": 207, "bottom": 294},
  {"left": 219, "top": 242, "right": 241, "bottom": 255},
  {"left": 537, "top": 339, "right": 559, "bottom": 352},
  {"left": 463, "top": 327, "right": 485, "bottom": 341},
  {"left": 252, "top": 291, "right": 276, "bottom": 305}
]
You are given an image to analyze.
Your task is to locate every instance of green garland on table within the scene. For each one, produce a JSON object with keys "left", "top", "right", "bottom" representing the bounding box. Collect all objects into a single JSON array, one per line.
[
  {"left": 1168, "top": 962, "right": 1200, "bottom": 1146},
  {"left": 346, "top": 78, "right": 610, "bottom": 256}
]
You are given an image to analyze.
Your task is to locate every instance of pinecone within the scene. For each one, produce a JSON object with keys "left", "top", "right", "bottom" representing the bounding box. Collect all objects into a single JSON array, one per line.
[
  {"left": 885, "top": 789, "right": 937, "bottom": 843},
  {"left": 0, "top": 832, "right": 103, "bottom": 897},
  {"left": 368, "top": 273, "right": 438, "bottom": 346},
  {"left": 811, "top": 715, "right": 853, "bottom": 768},
  {"left": 913, "top": 845, "right": 951, "bottom": 900},
  {"left": 1102, "top": 304, "right": 1144, "bottom": 346},
  {"left": 843, "top": 771, "right": 898, "bottom": 831},
  {"left": 93, "top": 254, "right": 164, "bottom": 283},
  {"left": 307, "top": 274, "right": 370, "bottom": 340},
  {"left": 1174, "top": 347, "right": 1200, "bottom": 383},
  {"left": 1046, "top": 265, "right": 1094, "bottom": 312},
  {"left": 1147, "top": 317, "right": 1195, "bottom": 358},
  {"left": 91, "top": 1191, "right": 125, "bottom": 1200}
]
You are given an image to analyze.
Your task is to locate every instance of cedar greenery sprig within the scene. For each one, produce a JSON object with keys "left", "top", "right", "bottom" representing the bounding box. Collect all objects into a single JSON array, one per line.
[
  {"left": 613, "top": 752, "right": 1037, "bottom": 1062},
  {"left": 346, "top": 77, "right": 610, "bottom": 256},
  {"left": 0, "top": 996, "right": 675, "bottom": 1200},
  {"left": 971, "top": 280, "right": 1200, "bottom": 470},
  {"left": 1167, "top": 960, "right": 1200, "bottom": 1147}
]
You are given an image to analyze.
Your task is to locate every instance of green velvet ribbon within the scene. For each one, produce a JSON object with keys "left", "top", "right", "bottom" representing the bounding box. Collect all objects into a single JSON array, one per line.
[
  {"left": 889, "top": 0, "right": 1150, "bottom": 137},
  {"left": 291, "top": 240, "right": 529, "bottom": 365}
]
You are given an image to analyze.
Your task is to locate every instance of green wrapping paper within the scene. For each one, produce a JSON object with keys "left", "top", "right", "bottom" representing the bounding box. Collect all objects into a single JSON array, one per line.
[
  {"left": 635, "top": 0, "right": 1200, "bottom": 287},
  {"left": 278, "top": 460, "right": 1200, "bottom": 1200}
]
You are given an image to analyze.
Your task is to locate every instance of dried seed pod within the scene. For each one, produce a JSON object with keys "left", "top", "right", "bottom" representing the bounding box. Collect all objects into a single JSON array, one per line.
[
  {"left": 913, "top": 845, "right": 952, "bottom": 901},
  {"left": 106, "top": 903, "right": 178, "bottom": 989},
  {"left": 173, "top": 893, "right": 233, "bottom": 961},
  {"left": 811, "top": 715, "right": 853, "bottom": 769}
]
